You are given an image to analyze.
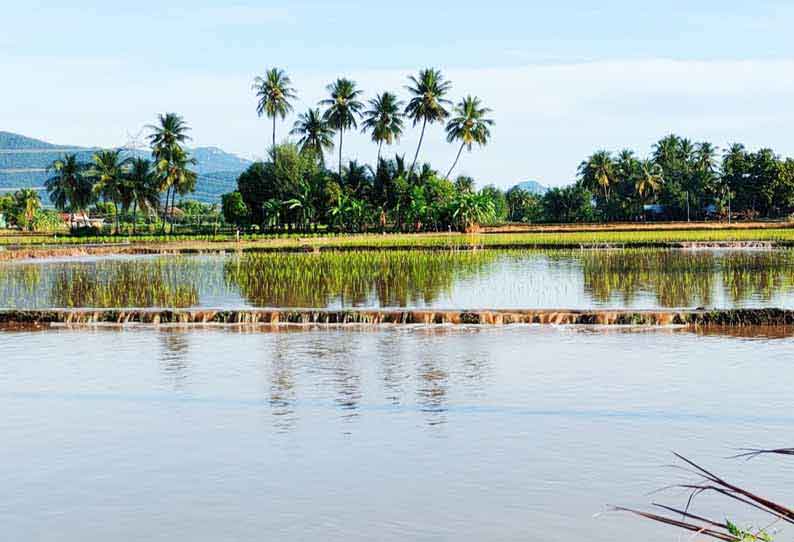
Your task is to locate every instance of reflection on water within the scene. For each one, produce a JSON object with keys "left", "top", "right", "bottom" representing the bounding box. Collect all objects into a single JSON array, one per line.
[
  {"left": 3, "top": 326, "right": 793, "bottom": 542},
  {"left": 225, "top": 251, "right": 494, "bottom": 307},
  {"left": 3, "top": 249, "right": 794, "bottom": 309},
  {"left": 574, "top": 250, "right": 794, "bottom": 307}
]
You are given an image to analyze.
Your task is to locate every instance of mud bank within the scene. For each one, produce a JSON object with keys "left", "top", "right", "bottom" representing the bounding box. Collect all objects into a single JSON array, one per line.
[{"left": 2, "top": 308, "right": 794, "bottom": 327}]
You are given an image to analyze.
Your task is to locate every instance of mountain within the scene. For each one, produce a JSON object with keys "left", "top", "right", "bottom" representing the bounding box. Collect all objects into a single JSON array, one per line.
[
  {"left": 0, "top": 131, "right": 252, "bottom": 205},
  {"left": 512, "top": 180, "right": 548, "bottom": 195}
]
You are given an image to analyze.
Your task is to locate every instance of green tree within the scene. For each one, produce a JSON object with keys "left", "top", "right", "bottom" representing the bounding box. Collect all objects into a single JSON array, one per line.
[
  {"left": 444, "top": 95, "right": 494, "bottom": 179},
  {"left": 449, "top": 190, "right": 495, "bottom": 232},
  {"left": 506, "top": 186, "right": 543, "bottom": 222},
  {"left": 147, "top": 113, "right": 196, "bottom": 233},
  {"left": 91, "top": 149, "right": 127, "bottom": 234},
  {"left": 404, "top": 68, "right": 452, "bottom": 176},
  {"left": 478, "top": 185, "right": 507, "bottom": 223},
  {"left": 13, "top": 189, "right": 41, "bottom": 231},
  {"left": 290, "top": 108, "right": 335, "bottom": 164},
  {"left": 361, "top": 92, "right": 405, "bottom": 165},
  {"left": 579, "top": 150, "right": 616, "bottom": 203},
  {"left": 252, "top": 68, "right": 297, "bottom": 152},
  {"left": 635, "top": 159, "right": 664, "bottom": 202},
  {"left": 221, "top": 191, "right": 250, "bottom": 227},
  {"left": 124, "top": 158, "right": 160, "bottom": 234},
  {"left": 45, "top": 154, "right": 94, "bottom": 215},
  {"left": 542, "top": 184, "right": 596, "bottom": 223},
  {"left": 320, "top": 78, "right": 365, "bottom": 178}
]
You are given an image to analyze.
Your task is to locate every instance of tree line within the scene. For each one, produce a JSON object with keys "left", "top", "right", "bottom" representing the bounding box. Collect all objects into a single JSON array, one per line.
[
  {"left": 34, "top": 113, "right": 200, "bottom": 233},
  {"left": 506, "top": 134, "right": 794, "bottom": 224},
  {"left": 223, "top": 67, "right": 498, "bottom": 232}
]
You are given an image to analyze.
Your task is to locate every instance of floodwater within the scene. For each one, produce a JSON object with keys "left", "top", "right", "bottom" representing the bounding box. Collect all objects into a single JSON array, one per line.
[
  {"left": 3, "top": 248, "right": 794, "bottom": 309},
  {"left": 2, "top": 326, "right": 793, "bottom": 541}
]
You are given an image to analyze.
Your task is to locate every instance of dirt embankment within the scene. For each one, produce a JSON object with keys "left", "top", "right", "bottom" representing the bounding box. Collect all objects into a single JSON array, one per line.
[{"left": 2, "top": 308, "right": 793, "bottom": 328}]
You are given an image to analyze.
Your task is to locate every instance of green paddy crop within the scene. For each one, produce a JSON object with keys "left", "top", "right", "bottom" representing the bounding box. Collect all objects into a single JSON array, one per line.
[{"left": 224, "top": 250, "right": 496, "bottom": 307}]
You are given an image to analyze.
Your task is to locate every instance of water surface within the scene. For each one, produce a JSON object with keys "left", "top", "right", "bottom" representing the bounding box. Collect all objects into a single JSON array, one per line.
[
  {"left": 2, "top": 326, "right": 793, "bottom": 541},
  {"left": 3, "top": 249, "right": 794, "bottom": 309}
]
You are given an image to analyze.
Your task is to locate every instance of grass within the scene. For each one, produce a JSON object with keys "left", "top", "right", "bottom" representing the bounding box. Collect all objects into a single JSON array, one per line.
[
  {"left": 4, "top": 227, "right": 794, "bottom": 253},
  {"left": 619, "top": 450, "right": 792, "bottom": 541}
]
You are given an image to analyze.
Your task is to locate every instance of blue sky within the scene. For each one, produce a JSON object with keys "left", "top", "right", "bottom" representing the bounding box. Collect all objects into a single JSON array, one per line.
[{"left": 4, "top": 1, "right": 794, "bottom": 187}]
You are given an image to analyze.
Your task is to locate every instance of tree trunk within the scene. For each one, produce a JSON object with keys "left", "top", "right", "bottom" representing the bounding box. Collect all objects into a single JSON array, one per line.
[
  {"left": 446, "top": 142, "right": 465, "bottom": 180},
  {"left": 377, "top": 141, "right": 383, "bottom": 169},
  {"left": 113, "top": 201, "right": 119, "bottom": 235},
  {"left": 169, "top": 189, "right": 177, "bottom": 235},
  {"left": 132, "top": 200, "right": 138, "bottom": 235},
  {"left": 161, "top": 186, "right": 171, "bottom": 235},
  {"left": 409, "top": 118, "right": 427, "bottom": 178},
  {"left": 338, "top": 128, "right": 344, "bottom": 178},
  {"left": 272, "top": 116, "right": 276, "bottom": 153}
]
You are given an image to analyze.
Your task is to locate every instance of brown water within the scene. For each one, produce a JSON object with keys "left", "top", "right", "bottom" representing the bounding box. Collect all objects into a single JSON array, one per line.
[
  {"left": 2, "top": 326, "right": 792, "bottom": 541},
  {"left": 3, "top": 249, "right": 794, "bottom": 309}
]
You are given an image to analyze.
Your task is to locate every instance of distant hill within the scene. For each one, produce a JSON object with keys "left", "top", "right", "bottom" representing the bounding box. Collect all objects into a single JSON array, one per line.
[
  {"left": 512, "top": 180, "right": 548, "bottom": 195},
  {"left": 0, "top": 131, "right": 252, "bottom": 205}
]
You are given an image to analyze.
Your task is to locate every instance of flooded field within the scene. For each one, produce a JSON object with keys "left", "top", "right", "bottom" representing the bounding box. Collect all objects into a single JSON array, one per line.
[
  {"left": 2, "top": 326, "right": 792, "bottom": 541},
  {"left": 2, "top": 248, "right": 794, "bottom": 309}
]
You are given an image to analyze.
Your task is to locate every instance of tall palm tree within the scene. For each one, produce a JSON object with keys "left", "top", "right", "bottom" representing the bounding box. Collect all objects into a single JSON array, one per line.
[
  {"left": 13, "top": 189, "right": 40, "bottom": 231},
  {"left": 290, "top": 108, "right": 335, "bottom": 164},
  {"left": 444, "top": 95, "right": 493, "bottom": 179},
  {"left": 45, "top": 154, "right": 94, "bottom": 216},
  {"left": 252, "top": 68, "right": 297, "bottom": 152},
  {"left": 635, "top": 160, "right": 664, "bottom": 200},
  {"left": 404, "top": 68, "right": 452, "bottom": 176},
  {"left": 91, "top": 149, "right": 126, "bottom": 234},
  {"left": 320, "top": 78, "right": 365, "bottom": 177},
  {"left": 147, "top": 113, "right": 194, "bottom": 233},
  {"left": 578, "top": 151, "right": 616, "bottom": 201},
  {"left": 361, "top": 92, "right": 405, "bottom": 165},
  {"left": 124, "top": 158, "right": 161, "bottom": 234}
]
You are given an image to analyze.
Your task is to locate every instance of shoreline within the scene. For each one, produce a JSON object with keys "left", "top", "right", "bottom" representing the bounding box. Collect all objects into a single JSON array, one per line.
[
  {"left": 0, "top": 238, "right": 787, "bottom": 261},
  {"left": 3, "top": 307, "right": 794, "bottom": 327}
]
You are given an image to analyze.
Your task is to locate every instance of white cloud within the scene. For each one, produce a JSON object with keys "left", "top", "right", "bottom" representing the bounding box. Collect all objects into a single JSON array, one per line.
[{"left": 3, "top": 57, "right": 794, "bottom": 188}]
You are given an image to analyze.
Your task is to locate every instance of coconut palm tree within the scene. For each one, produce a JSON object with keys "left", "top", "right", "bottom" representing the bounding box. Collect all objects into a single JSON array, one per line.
[
  {"left": 635, "top": 160, "right": 664, "bottom": 200},
  {"left": 147, "top": 113, "right": 194, "bottom": 233},
  {"left": 91, "top": 149, "right": 127, "bottom": 233},
  {"left": 361, "top": 92, "right": 405, "bottom": 165},
  {"left": 252, "top": 68, "right": 297, "bottom": 152},
  {"left": 45, "top": 154, "right": 93, "bottom": 215},
  {"left": 320, "top": 78, "right": 365, "bottom": 177},
  {"left": 124, "top": 158, "right": 160, "bottom": 234},
  {"left": 290, "top": 108, "right": 335, "bottom": 164},
  {"left": 404, "top": 68, "right": 452, "bottom": 176},
  {"left": 13, "top": 189, "right": 40, "bottom": 231},
  {"left": 444, "top": 95, "right": 494, "bottom": 179},
  {"left": 578, "top": 151, "right": 616, "bottom": 201}
]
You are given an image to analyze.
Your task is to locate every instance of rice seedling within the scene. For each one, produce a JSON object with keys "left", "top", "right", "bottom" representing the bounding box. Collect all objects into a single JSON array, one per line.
[{"left": 224, "top": 250, "right": 496, "bottom": 308}]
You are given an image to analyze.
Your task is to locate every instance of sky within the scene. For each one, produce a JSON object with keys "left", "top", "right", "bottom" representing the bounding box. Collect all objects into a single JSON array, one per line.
[{"left": 3, "top": 0, "right": 794, "bottom": 188}]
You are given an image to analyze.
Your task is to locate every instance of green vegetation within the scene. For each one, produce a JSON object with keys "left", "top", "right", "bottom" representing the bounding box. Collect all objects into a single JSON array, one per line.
[
  {"left": 0, "top": 189, "right": 63, "bottom": 232},
  {"left": 506, "top": 134, "right": 794, "bottom": 224},
  {"left": 227, "top": 67, "right": 500, "bottom": 233},
  {"left": 621, "top": 450, "right": 791, "bottom": 542},
  {"left": 7, "top": 226, "right": 794, "bottom": 250},
  {"left": 225, "top": 250, "right": 494, "bottom": 307}
]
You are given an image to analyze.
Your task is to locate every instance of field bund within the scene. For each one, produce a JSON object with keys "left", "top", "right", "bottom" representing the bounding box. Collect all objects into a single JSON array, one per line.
[{"left": 3, "top": 307, "right": 794, "bottom": 327}]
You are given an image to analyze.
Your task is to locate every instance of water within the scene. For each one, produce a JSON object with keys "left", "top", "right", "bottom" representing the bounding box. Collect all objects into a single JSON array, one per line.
[
  {"left": 3, "top": 248, "right": 794, "bottom": 309},
  {"left": 2, "top": 326, "right": 793, "bottom": 541}
]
